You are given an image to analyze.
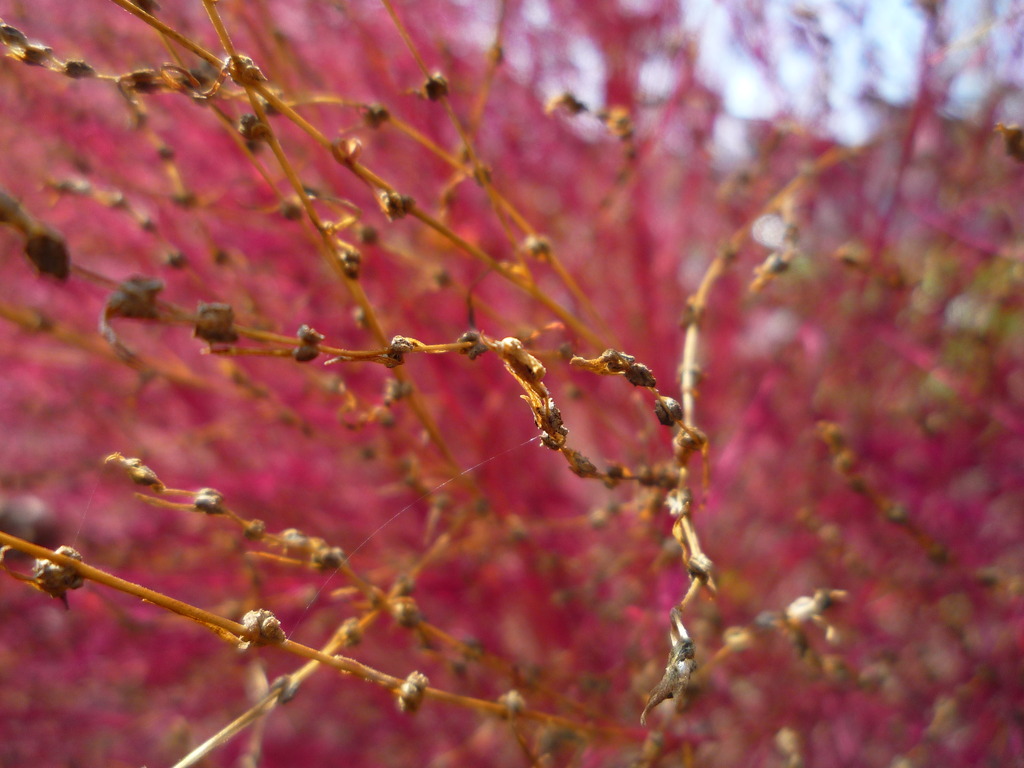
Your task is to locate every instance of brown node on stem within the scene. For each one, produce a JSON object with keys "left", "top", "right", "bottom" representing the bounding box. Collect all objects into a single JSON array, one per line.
[
  {"left": 105, "top": 452, "right": 166, "bottom": 491},
  {"left": 194, "top": 302, "right": 239, "bottom": 343}
]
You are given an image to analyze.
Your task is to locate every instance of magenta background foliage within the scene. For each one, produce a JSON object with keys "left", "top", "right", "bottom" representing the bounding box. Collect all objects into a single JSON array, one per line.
[{"left": 1, "top": 1, "right": 1023, "bottom": 767}]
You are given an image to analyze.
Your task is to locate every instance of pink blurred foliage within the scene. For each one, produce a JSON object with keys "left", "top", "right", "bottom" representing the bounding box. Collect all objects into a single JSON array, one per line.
[{"left": 1, "top": 0, "right": 1023, "bottom": 766}]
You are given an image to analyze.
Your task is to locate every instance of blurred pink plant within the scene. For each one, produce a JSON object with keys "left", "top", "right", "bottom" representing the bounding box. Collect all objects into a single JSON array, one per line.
[{"left": 1, "top": 1, "right": 1023, "bottom": 766}]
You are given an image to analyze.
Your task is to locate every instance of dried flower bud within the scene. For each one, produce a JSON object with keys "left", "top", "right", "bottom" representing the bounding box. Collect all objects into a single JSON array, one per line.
[
  {"left": 389, "top": 596, "right": 422, "bottom": 628},
  {"left": 239, "top": 608, "right": 286, "bottom": 649},
  {"left": 337, "top": 244, "right": 362, "bottom": 279},
  {"left": 377, "top": 189, "right": 415, "bottom": 220},
  {"left": 523, "top": 235, "right": 552, "bottom": 259},
  {"left": 383, "top": 378, "right": 413, "bottom": 405},
  {"left": 565, "top": 449, "right": 599, "bottom": 478},
  {"left": 106, "top": 277, "right": 163, "bottom": 320},
  {"left": 397, "top": 671, "right": 429, "bottom": 713},
  {"left": 456, "top": 330, "right": 488, "bottom": 360},
  {"left": 105, "top": 453, "right": 165, "bottom": 491},
  {"left": 194, "top": 302, "right": 239, "bottom": 343},
  {"left": 654, "top": 397, "right": 682, "bottom": 426},
  {"left": 545, "top": 91, "right": 587, "bottom": 115},
  {"left": 423, "top": 72, "right": 448, "bottom": 101},
  {"left": 498, "top": 689, "right": 526, "bottom": 717},
  {"left": 0, "top": 24, "right": 28, "bottom": 49},
  {"left": 238, "top": 113, "right": 271, "bottom": 142},
  {"left": 280, "top": 528, "right": 309, "bottom": 549},
  {"left": 340, "top": 617, "right": 363, "bottom": 646},
  {"left": 24, "top": 230, "right": 70, "bottom": 280},
  {"left": 687, "top": 553, "right": 714, "bottom": 580},
  {"left": 385, "top": 335, "right": 418, "bottom": 367},
  {"left": 311, "top": 544, "right": 346, "bottom": 570},
  {"left": 33, "top": 546, "right": 84, "bottom": 602},
  {"left": 227, "top": 55, "right": 265, "bottom": 85},
  {"left": 193, "top": 488, "right": 225, "bottom": 515},
  {"left": 362, "top": 103, "right": 389, "bottom": 128},
  {"left": 63, "top": 60, "right": 95, "bottom": 79},
  {"left": 296, "top": 323, "right": 323, "bottom": 344},
  {"left": 995, "top": 123, "right": 1024, "bottom": 162},
  {"left": 624, "top": 363, "right": 657, "bottom": 388}
]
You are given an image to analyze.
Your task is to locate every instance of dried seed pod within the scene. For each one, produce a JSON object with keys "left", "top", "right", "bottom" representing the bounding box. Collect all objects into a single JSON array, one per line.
[
  {"left": 687, "top": 553, "right": 714, "bottom": 580},
  {"left": 654, "top": 397, "right": 682, "bottom": 426},
  {"left": 24, "top": 230, "right": 70, "bottom": 280},
  {"left": 227, "top": 55, "right": 265, "bottom": 85},
  {"left": 377, "top": 189, "right": 415, "bottom": 220},
  {"left": 194, "top": 302, "right": 238, "bottom": 343},
  {"left": 33, "top": 546, "right": 84, "bottom": 602},
  {"left": 0, "top": 23, "right": 28, "bottom": 48},
  {"left": 311, "top": 544, "right": 346, "bottom": 570},
  {"left": 545, "top": 91, "right": 587, "bottom": 115},
  {"left": 18, "top": 43, "right": 53, "bottom": 67},
  {"left": 456, "top": 330, "right": 488, "bottom": 360},
  {"left": 565, "top": 449, "right": 599, "bottom": 478},
  {"left": 624, "top": 363, "right": 657, "bottom": 388},
  {"left": 423, "top": 72, "right": 448, "bottom": 101},
  {"left": 105, "top": 453, "right": 165, "bottom": 491},
  {"left": 385, "top": 335, "right": 418, "bottom": 367},
  {"left": 362, "top": 103, "right": 389, "bottom": 128},
  {"left": 193, "top": 488, "right": 225, "bottom": 515},
  {"left": 340, "top": 617, "right": 363, "bottom": 646},
  {"left": 280, "top": 528, "right": 310, "bottom": 550},
  {"left": 995, "top": 123, "right": 1024, "bottom": 162},
  {"left": 498, "top": 690, "right": 526, "bottom": 717},
  {"left": 389, "top": 596, "right": 422, "bottom": 628},
  {"left": 600, "top": 105, "right": 634, "bottom": 140},
  {"left": 63, "top": 60, "right": 95, "bottom": 79},
  {"left": 244, "top": 519, "right": 266, "bottom": 540},
  {"left": 383, "top": 378, "right": 413, "bottom": 405},
  {"left": 523, "top": 235, "right": 552, "bottom": 259},
  {"left": 106, "top": 277, "right": 164, "bottom": 320},
  {"left": 293, "top": 345, "right": 319, "bottom": 362},
  {"left": 338, "top": 245, "right": 362, "bottom": 279},
  {"left": 397, "top": 671, "right": 429, "bottom": 713},
  {"left": 238, "top": 113, "right": 270, "bottom": 142},
  {"left": 238, "top": 608, "right": 286, "bottom": 649},
  {"left": 119, "top": 69, "right": 164, "bottom": 96}
]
